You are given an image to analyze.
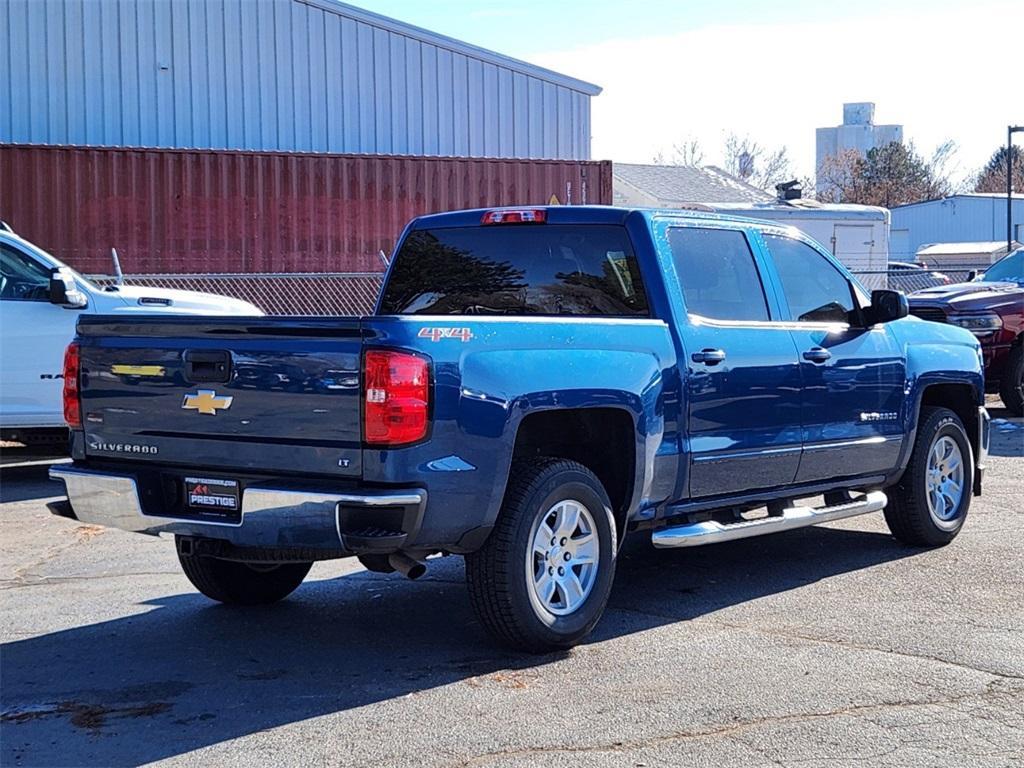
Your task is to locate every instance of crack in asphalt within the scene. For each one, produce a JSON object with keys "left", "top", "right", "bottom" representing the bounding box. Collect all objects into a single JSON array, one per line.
[
  {"left": 450, "top": 683, "right": 1023, "bottom": 767},
  {"left": 609, "top": 606, "right": 1024, "bottom": 683},
  {"left": 703, "top": 617, "right": 1024, "bottom": 683}
]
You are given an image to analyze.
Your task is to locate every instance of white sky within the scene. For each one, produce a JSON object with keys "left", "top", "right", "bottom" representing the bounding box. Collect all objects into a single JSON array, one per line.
[{"left": 529, "top": 3, "right": 1023, "bottom": 185}]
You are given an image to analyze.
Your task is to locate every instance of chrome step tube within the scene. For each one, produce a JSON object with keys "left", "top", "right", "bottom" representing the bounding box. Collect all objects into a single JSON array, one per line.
[{"left": 651, "top": 491, "right": 888, "bottom": 549}]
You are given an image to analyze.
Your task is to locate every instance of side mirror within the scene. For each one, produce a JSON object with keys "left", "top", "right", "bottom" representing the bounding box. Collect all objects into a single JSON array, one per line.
[
  {"left": 49, "top": 267, "right": 88, "bottom": 309},
  {"left": 966, "top": 270, "right": 978, "bottom": 282},
  {"left": 865, "top": 289, "right": 908, "bottom": 325}
]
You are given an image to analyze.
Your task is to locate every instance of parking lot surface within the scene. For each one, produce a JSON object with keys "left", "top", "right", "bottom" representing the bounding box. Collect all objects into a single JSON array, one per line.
[{"left": 1, "top": 414, "right": 1022, "bottom": 768}]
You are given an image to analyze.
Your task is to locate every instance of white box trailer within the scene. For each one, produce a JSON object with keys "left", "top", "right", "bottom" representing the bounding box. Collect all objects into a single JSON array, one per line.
[{"left": 706, "top": 200, "right": 891, "bottom": 289}]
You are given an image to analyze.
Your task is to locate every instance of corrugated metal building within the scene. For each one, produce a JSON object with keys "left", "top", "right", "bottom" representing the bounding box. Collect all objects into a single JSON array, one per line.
[
  {"left": 1, "top": 0, "right": 599, "bottom": 159},
  {"left": 890, "top": 193, "right": 1024, "bottom": 262}
]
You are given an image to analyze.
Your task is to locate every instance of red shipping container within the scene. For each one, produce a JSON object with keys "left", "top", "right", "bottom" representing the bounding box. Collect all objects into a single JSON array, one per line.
[{"left": 0, "top": 144, "right": 612, "bottom": 275}]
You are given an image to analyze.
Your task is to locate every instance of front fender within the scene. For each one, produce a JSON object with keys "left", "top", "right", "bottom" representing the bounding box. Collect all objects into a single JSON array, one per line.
[{"left": 888, "top": 318, "right": 984, "bottom": 477}]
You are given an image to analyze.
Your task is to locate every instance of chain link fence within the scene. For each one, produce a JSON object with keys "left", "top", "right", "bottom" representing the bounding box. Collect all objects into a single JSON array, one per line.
[
  {"left": 89, "top": 273, "right": 385, "bottom": 316},
  {"left": 851, "top": 265, "right": 977, "bottom": 294},
  {"left": 85, "top": 262, "right": 984, "bottom": 317}
]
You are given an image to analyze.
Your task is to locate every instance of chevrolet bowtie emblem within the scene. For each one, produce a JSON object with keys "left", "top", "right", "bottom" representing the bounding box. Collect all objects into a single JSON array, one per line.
[{"left": 182, "top": 389, "right": 233, "bottom": 415}]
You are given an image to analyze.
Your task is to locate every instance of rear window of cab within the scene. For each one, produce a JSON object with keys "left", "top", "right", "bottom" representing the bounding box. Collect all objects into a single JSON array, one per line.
[{"left": 379, "top": 224, "right": 650, "bottom": 317}]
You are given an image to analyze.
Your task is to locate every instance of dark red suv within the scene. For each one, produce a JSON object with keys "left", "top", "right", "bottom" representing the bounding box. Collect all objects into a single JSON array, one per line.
[{"left": 909, "top": 248, "right": 1024, "bottom": 415}]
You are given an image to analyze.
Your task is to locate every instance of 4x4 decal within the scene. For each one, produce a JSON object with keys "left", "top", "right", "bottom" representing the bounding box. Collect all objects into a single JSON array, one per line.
[{"left": 418, "top": 327, "right": 474, "bottom": 342}]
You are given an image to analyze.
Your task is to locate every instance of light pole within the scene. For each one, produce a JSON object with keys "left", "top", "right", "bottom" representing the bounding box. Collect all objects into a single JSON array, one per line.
[{"left": 1008, "top": 125, "right": 1024, "bottom": 254}]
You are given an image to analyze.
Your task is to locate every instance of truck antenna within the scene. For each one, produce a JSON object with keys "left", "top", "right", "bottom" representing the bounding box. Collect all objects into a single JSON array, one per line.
[{"left": 111, "top": 248, "right": 125, "bottom": 286}]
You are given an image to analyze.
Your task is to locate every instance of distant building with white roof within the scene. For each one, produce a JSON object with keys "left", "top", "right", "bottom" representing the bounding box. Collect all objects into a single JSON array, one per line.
[{"left": 915, "top": 241, "right": 1021, "bottom": 269}]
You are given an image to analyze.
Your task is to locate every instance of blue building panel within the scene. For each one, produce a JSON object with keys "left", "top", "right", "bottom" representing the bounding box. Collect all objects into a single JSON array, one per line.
[
  {"left": 1, "top": 0, "right": 599, "bottom": 160},
  {"left": 890, "top": 194, "right": 1024, "bottom": 262}
]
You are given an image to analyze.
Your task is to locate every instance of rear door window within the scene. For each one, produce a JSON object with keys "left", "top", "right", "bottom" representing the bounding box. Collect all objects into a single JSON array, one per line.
[
  {"left": 667, "top": 227, "right": 769, "bottom": 322},
  {"left": 763, "top": 235, "right": 855, "bottom": 323},
  {"left": 379, "top": 225, "right": 649, "bottom": 316}
]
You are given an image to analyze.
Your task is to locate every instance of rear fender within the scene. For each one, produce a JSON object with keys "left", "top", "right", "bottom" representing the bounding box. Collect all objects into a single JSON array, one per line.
[{"left": 460, "top": 348, "right": 675, "bottom": 535}]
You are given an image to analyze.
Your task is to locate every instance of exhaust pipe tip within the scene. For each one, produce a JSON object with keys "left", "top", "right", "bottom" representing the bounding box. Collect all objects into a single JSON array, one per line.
[{"left": 388, "top": 552, "right": 426, "bottom": 580}]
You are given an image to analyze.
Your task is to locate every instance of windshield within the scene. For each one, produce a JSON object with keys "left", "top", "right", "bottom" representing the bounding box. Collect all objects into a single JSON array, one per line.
[
  {"left": 1, "top": 235, "right": 98, "bottom": 292},
  {"left": 979, "top": 249, "right": 1024, "bottom": 285}
]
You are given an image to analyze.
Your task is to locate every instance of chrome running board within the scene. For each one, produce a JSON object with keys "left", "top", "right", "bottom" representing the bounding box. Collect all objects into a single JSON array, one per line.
[{"left": 651, "top": 490, "right": 888, "bottom": 548}]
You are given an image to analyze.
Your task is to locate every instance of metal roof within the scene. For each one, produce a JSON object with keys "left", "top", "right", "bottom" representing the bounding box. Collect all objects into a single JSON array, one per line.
[
  {"left": 308, "top": 0, "right": 602, "bottom": 95},
  {"left": 892, "top": 193, "right": 1024, "bottom": 209},
  {"left": 709, "top": 201, "right": 889, "bottom": 221},
  {"left": 917, "top": 241, "right": 1020, "bottom": 256}
]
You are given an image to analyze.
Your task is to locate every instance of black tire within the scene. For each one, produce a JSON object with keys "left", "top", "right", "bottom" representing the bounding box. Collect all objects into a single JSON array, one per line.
[
  {"left": 998, "top": 343, "right": 1024, "bottom": 416},
  {"left": 884, "top": 406, "right": 972, "bottom": 547},
  {"left": 177, "top": 548, "right": 312, "bottom": 605},
  {"left": 465, "top": 458, "right": 617, "bottom": 653}
]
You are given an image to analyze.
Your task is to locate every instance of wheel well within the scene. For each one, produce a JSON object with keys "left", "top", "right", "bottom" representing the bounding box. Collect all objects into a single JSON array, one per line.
[
  {"left": 919, "top": 383, "right": 979, "bottom": 456},
  {"left": 512, "top": 408, "right": 636, "bottom": 538}
]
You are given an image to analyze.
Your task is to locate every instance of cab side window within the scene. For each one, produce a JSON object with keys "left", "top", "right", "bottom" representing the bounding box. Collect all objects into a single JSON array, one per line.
[
  {"left": 764, "top": 235, "right": 855, "bottom": 323},
  {"left": 0, "top": 244, "right": 51, "bottom": 302},
  {"left": 668, "top": 227, "right": 769, "bottom": 322}
]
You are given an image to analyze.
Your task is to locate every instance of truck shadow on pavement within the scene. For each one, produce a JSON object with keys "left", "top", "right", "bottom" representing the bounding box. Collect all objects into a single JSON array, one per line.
[
  {"left": 989, "top": 415, "right": 1023, "bottom": 457},
  {"left": 0, "top": 524, "right": 922, "bottom": 767},
  {"left": 0, "top": 464, "right": 65, "bottom": 503}
]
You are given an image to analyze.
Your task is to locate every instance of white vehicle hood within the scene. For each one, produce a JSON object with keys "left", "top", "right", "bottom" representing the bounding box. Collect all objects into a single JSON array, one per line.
[{"left": 101, "top": 285, "right": 263, "bottom": 315}]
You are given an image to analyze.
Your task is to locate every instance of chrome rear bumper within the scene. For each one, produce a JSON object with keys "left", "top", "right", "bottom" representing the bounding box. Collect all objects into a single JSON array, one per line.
[{"left": 49, "top": 465, "right": 426, "bottom": 552}]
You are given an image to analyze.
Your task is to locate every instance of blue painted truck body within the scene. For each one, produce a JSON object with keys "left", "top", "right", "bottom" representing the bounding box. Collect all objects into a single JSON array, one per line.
[{"left": 56, "top": 207, "right": 988, "bottom": 557}]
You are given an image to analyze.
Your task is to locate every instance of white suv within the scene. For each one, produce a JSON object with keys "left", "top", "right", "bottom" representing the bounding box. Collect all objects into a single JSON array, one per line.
[{"left": 0, "top": 226, "right": 261, "bottom": 446}]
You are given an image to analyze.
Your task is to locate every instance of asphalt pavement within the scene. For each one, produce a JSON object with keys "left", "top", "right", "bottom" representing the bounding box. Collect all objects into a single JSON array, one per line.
[{"left": 1, "top": 413, "right": 1022, "bottom": 768}]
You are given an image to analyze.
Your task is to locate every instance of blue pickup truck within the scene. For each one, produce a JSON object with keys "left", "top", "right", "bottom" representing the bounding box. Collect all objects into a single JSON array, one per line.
[{"left": 49, "top": 206, "right": 990, "bottom": 652}]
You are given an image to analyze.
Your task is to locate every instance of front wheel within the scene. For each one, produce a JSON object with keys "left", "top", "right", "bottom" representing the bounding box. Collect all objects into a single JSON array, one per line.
[
  {"left": 465, "top": 458, "right": 617, "bottom": 653},
  {"left": 177, "top": 543, "right": 312, "bottom": 605},
  {"left": 884, "top": 406, "right": 972, "bottom": 547}
]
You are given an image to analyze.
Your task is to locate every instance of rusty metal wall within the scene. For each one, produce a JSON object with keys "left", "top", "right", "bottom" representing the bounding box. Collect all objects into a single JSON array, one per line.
[{"left": 0, "top": 144, "right": 613, "bottom": 274}]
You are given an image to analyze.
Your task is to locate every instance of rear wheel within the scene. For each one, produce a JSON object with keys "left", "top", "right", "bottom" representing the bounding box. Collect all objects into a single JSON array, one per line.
[
  {"left": 998, "top": 344, "right": 1024, "bottom": 416},
  {"left": 465, "top": 458, "right": 617, "bottom": 653},
  {"left": 884, "top": 406, "right": 972, "bottom": 547},
  {"left": 177, "top": 544, "right": 312, "bottom": 605}
]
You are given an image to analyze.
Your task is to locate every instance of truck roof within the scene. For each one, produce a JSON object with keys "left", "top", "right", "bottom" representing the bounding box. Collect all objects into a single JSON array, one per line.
[{"left": 409, "top": 205, "right": 797, "bottom": 231}]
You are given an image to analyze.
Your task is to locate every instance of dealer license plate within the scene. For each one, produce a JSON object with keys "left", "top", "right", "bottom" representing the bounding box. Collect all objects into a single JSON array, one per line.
[{"left": 185, "top": 477, "right": 240, "bottom": 513}]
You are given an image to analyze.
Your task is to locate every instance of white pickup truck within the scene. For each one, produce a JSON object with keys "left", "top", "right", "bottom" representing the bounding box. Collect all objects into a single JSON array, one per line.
[{"left": 0, "top": 225, "right": 261, "bottom": 447}]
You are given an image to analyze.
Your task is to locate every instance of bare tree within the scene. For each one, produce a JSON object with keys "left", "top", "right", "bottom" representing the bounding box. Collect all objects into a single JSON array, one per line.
[
  {"left": 972, "top": 145, "right": 1024, "bottom": 193},
  {"left": 929, "top": 140, "right": 960, "bottom": 196},
  {"left": 652, "top": 137, "right": 705, "bottom": 166},
  {"left": 721, "top": 134, "right": 795, "bottom": 193}
]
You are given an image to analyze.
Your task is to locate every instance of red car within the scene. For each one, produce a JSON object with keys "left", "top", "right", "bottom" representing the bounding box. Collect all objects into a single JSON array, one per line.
[{"left": 909, "top": 248, "right": 1024, "bottom": 415}]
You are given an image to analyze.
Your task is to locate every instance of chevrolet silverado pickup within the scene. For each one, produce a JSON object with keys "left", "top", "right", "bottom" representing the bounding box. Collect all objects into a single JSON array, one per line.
[{"left": 49, "top": 206, "right": 990, "bottom": 652}]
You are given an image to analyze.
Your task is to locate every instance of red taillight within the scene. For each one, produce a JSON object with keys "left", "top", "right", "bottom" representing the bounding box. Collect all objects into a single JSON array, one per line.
[
  {"left": 62, "top": 342, "right": 81, "bottom": 429},
  {"left": 363, "top": 350, "right": 430, "bottom": 445},
  {"left": 480, "top": 208, "right": 546, "bottom": 225}
]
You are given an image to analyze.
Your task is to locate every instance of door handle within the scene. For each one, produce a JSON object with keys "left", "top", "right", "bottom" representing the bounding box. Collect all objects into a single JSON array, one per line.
[
  {"left": 803, "top": 347, "right": 831, "bottom": 363},
  {"left": 691, "top": 348, "right": 726, "bottom": 365}
]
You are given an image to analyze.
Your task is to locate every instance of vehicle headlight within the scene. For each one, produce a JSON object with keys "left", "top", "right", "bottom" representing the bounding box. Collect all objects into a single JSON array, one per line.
[{"left": 948, "top": 313, "right": 1003, "bottom": 335}]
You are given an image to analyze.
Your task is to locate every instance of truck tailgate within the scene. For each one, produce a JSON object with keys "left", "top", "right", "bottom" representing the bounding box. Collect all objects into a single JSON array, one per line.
[{"left": 76, "top": 316, "right": 363, "bottom": 477}]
